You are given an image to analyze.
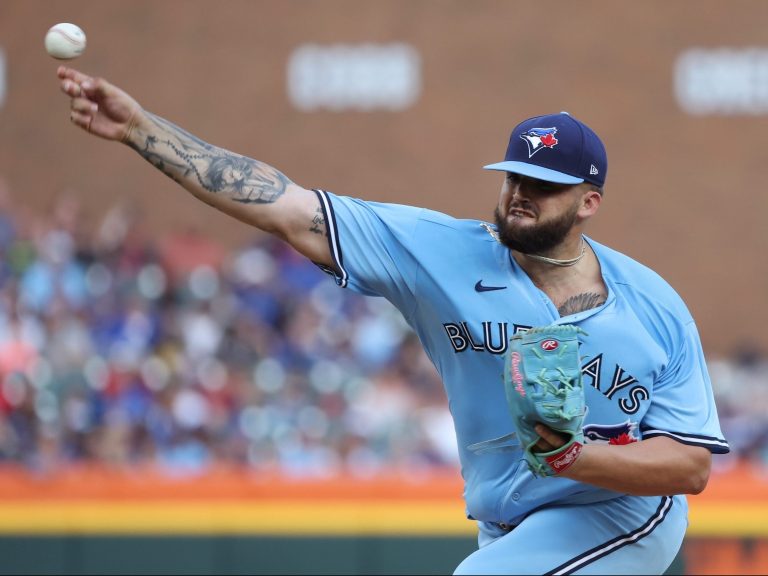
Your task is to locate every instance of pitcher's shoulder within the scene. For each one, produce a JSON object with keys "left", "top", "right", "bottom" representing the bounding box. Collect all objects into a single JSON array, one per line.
[
  {"left": 590, "top": 239, "right": 693, "bottom": 320},
  {"left": 418, "top": 210, "right": 502, "bottom": 242}
]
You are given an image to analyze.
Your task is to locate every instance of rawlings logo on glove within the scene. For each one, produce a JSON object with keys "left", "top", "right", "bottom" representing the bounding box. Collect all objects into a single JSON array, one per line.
[
  {"left": 510, "top": 351, "right": 526, "bottom": 396},
  {"left": 503, "top": 324, "right": 587, "bottom": 477}
]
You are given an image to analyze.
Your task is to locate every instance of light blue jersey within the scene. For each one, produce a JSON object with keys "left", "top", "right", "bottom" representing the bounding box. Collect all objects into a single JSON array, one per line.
[{"left": 314, "top": 190, "right": 728, "bottom": 572}]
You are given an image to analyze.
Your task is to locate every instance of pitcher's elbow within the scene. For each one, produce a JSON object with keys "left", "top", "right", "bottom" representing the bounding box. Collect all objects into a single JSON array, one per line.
[
  {"left": 686, "top": 462, "right": 711, "bottom": 495},
  {"left": 687, "top": 475, "right": 707, "bottom": 495}
]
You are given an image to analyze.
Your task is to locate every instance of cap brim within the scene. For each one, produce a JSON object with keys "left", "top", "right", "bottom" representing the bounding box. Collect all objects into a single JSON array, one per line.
[{"left": 483, "top": 161, "right": 584, "bottom": 185}]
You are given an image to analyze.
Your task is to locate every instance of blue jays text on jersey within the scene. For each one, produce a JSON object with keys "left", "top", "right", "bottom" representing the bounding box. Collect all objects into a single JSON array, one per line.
[
  {"left": 313, "top": 189, "right": 729, "bottom": 527},
  {"left": 444, "top": 320, "right": 648, "bottom": 418}
]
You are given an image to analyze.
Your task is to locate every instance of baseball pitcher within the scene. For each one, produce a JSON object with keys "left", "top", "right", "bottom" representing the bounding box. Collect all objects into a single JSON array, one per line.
[{"left": 58, "top": 66, "right": 729, "bottom": 575}]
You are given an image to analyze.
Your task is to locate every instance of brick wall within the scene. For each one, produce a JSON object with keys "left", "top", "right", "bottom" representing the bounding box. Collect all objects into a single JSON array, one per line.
[{"left": 1, "top": 0, "right": 766, "bottom": 356}]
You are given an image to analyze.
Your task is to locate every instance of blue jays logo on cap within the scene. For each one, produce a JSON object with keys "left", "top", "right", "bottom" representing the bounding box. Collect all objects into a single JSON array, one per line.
[
  {"left": 520, "top": 127, "right": 559, "bottom": 158},
  {"left": 483, "top": 112, "right": 608, "bottom": 188}
]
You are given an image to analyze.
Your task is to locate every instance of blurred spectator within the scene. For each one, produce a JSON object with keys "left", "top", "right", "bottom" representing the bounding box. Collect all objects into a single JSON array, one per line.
[
  {"left": 708, "top": 343, "right": 768, "bottom": 472},
  {"left": 0, "top": 177, "right": 762, "bottom": 478}
]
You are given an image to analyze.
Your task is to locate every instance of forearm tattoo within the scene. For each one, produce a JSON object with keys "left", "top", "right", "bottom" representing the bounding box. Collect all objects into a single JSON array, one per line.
[
  {"left": 557, "top": 292, "right": 606, "bottom": 317},
  {"left": 126, "top": 113, "right": 290, "bottom": 204}
]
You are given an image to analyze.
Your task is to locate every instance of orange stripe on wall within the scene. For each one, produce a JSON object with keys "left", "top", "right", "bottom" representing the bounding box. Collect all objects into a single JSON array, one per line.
[
  {"left": 0, "top": 464, "right": 764, "bottom": 502},
  {"left": 0, "top": 465, "right": 464, "bottom": 501},
  {"left": 0, "top": 501, "right": 474, "bottom": 535},
  {"left": 0, "top": 463, "right": 765, "bottom": 536},
  {"left": 0, "top": 500, "right": 765, "bottom": 536}
]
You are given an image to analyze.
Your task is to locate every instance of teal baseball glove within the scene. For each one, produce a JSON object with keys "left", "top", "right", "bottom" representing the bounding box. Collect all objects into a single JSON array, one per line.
[{"left": 503, "top": 324, "right": 586, "bottom": 477}]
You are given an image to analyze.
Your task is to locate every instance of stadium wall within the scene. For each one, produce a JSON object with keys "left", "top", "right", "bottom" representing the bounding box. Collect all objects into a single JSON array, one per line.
[
  {"left": 0, "top": 0, "right": 767, "bottom": 356},
  {"left": 0, "top": 466, "right": 765, "bottom": 574}
]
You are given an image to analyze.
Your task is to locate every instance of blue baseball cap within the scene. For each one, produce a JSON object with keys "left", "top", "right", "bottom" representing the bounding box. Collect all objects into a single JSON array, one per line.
[{"left": 484, "top": 112, "right": 607, "bottom": 188}]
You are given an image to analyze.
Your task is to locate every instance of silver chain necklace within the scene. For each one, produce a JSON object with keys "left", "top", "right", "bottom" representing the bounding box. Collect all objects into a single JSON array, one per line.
[{"left": 523, "top": 237, "right": 586, "bottom": 267}]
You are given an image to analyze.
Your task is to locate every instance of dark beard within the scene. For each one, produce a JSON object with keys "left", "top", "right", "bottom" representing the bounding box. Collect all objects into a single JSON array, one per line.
[{"left": 493, "top": 204, "right": 579, "bottom": 255}]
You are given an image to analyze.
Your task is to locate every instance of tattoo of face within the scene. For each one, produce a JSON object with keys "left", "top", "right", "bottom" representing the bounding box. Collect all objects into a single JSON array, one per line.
[
  {"left": 309, "top": 207, "right": 327, "bottom": 236},
  {"left": 132, "top": 113, "right": 291, "bottom": 205},
  {"left": 557, "top": 292, "right": 606, "bottom": 317}
]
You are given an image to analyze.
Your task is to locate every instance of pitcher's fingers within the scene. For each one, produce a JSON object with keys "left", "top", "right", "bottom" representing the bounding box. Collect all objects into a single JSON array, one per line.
[
  {"left": 536, "top": 439, "right": 556, "bottom": 452},
  {"left": 57, "top": 66, "right": 93, "bottom": 85},
  {"left": 535, "top": 424, "right": 567, "bottom": 449},
  {"left": 70, "top": 97, "right": 98, "bottom": 114},
  {"left": 61, "top": 79, "right": 85, "bottom": 98},
  {"left": 69, "top": 110, "right": 93, "bottom": 131},
  {"left": 80, "top": 77, "right": 112, "bottom": 101}
]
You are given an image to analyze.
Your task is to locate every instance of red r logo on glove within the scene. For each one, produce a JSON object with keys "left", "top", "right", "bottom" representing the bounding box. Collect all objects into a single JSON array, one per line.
[{"left": 541, "top": 339, "right": 559, "bottom": 351}]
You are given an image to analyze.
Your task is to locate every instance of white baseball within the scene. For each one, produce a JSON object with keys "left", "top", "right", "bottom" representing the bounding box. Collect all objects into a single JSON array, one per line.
[{"left": 44, "top": 23, "right": 87, "bottom": 60}]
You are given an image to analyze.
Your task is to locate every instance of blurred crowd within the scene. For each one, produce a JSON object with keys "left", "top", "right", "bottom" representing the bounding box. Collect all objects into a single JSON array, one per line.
[
  {"left": 0, "top": 178, "right": 764, "bottom": 478},
  {"left": 0, "top": 179, "right": 456, "bottom": 478}
]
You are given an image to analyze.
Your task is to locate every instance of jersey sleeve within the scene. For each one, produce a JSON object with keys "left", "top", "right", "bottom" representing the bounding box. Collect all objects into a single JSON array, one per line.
[
  {"left": 313, "top": 189, "right": 422, "bottom": 317},
  {"left": 641, "top": 320, "right": 730, "bottom": 454}
]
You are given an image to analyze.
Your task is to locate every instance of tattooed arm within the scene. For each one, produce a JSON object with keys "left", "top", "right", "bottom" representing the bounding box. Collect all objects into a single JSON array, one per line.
[
  {"left": 57, "top": 66, "right": 332, "bottom": 267},
  {"left": 123, "top": 112, "right": 331, "bottom": 263}
]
